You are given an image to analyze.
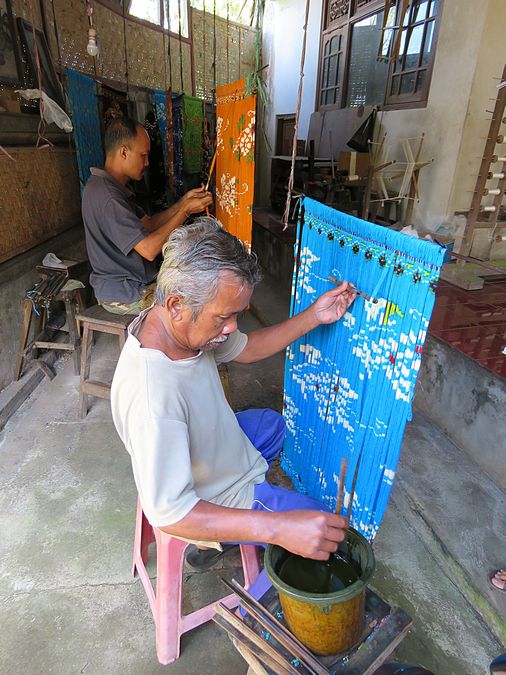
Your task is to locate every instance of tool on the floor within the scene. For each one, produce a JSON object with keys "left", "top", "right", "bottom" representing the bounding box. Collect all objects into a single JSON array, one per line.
[
  {"left": 328, "top": 275, "right": 378, "bottom": 304},
  {"left": 221, "top": 578, "right": 329, "bottom": 675}
]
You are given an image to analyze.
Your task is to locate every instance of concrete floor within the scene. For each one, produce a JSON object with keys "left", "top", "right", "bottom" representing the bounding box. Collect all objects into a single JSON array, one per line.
[{"left": 0, "top": 279, "right": 504, "bottom": 674}]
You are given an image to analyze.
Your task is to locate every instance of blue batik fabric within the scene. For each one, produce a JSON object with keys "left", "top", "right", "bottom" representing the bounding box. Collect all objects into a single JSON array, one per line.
[
  {"left": 282, "top": 198, "right": 446, "bottom": 541},
  {"left": 65, "top": 68, "right": 104, "bottom": 192},
  {"left": 171, "top": 95, "right": 184, "bottom": 200}
]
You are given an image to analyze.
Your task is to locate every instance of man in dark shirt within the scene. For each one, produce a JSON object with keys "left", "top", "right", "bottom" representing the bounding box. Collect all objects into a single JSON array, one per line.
[{"left": 82, "top": 116, "right": 212, "bottom": 314}]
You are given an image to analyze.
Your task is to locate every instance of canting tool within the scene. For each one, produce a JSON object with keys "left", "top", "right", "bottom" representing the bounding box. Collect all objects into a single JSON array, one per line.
[{"left": 328, "top": 276, "right": 378, "bottom": 303}]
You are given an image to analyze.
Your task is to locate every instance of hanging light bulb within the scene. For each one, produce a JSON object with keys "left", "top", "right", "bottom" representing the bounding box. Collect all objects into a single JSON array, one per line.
[{"left": 86, "top": 26, "right": 99, "bottom": 57}]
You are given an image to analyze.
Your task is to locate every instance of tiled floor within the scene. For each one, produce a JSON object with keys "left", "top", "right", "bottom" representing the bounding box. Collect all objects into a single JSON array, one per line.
[{"left": 429, "top": 278, "right": 506, "bottom": 379}]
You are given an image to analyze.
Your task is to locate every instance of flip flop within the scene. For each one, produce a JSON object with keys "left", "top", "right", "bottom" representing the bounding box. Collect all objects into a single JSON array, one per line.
[
  {"left": 185, "top": 544, "right": 239, "bottom": 572},
  {"left": 488, "top": 569, "right": 506, "bottom": 592}
]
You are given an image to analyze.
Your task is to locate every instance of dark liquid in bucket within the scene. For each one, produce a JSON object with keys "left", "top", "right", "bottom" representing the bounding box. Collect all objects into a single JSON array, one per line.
[{"left": 279, "top": 554, "right": 359, "bottom": 594}]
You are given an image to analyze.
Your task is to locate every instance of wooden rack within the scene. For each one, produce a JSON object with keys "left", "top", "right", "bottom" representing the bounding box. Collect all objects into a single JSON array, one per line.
[{"left": 460, "top": 64, "right": 506, "bottom": 258}]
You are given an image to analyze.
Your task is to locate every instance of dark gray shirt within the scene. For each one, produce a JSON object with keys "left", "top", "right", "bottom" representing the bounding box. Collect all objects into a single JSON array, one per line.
[{"left": 82, "top": 168, "right": 157, "bottom": 303}]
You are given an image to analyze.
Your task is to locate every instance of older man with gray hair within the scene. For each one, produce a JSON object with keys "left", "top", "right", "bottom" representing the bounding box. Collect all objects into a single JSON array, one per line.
[{"left": 111, "top": 218, "right": 356, "bottom": 569}]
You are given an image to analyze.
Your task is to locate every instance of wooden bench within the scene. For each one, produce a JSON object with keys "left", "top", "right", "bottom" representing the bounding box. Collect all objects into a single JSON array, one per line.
[{"left": 76, "top": 305, "right": 135, "bottom": 418}]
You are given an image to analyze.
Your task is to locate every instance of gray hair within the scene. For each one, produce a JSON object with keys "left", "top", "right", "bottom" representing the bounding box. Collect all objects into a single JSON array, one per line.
[{"left": 155, "top": 217, "right": 262, "bottom": 318}]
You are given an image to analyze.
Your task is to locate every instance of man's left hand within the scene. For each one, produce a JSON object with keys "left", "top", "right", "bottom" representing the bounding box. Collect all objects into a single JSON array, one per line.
[
  {"left": 311, "top": 281, "right": 356, "bottom": 325},
  {"left": 182, "top": 187, "right": 213, "bottom": 216}
]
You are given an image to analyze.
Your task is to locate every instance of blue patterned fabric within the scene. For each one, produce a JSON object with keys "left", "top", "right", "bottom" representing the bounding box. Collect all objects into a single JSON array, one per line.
[
  {"left": 65, "top": 68, "right": 104, "bottom": 191},
  {"left": 171, "top": 95, "right": 184, "bottom": 200},
  {"left": 282, "top": 198, "right": 446, "bottom": 540}
]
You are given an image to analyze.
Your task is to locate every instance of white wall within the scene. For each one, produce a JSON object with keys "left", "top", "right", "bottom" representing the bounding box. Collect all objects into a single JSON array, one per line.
[
  {"left": 256, "top": 0, "right": 323, "bottom": 206},
  {"left": 257, "top": 0, "right": 506, "bottom": 237}
]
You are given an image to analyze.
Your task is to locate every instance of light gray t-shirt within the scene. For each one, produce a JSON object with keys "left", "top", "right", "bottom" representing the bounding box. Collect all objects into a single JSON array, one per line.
[{"left": 111, "top": 309, "right": 268, "bottom": 527}]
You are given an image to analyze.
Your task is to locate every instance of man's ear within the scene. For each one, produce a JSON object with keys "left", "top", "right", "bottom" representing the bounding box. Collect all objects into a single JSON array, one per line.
[
  {"left": 165, "top": 295, "right": 184, "bottom": 321},
  {"left": 119, "top": 145, "right": 129, "bottom": 160}
]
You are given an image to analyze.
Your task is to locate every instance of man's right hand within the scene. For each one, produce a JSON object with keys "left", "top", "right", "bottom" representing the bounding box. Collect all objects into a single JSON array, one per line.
[
  {"left": 182, "top": 187, "right": 213, "bottom": 216},
  {"left": 273, "top": 510, "right": 349, "bottom": 560}
]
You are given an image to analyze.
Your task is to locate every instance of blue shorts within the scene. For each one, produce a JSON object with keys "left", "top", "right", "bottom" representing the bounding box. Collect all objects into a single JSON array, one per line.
[
  {"left": 235, "top": 408, "right": 330, "bottom": 601},
  {"left": 235, "top": 408, "right": 329, "bottom": 514}
]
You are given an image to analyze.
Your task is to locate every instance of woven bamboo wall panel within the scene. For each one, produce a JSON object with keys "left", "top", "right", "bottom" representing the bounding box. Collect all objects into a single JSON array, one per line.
[
  {"left": 53, "top": 0, "right": 94, "bottom": 75},
  {"left": 0, "top": 149, "right": 81, "bottom": 263},
  {"left": 10, "top": 0, "right": 43, "bottom": 28},
  {"left": 192, "top": 8, "right": 256, "bottom": 101},
  {"left": 165, "top": 35, "right": 193, "bottom": 94},
  {"left": 93, "top": 3, "right": 126, "bottom": 82}
]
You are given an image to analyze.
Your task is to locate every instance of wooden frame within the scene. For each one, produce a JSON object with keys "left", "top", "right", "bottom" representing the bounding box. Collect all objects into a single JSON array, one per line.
[
  {"left": 0, "top": 0, "right": 22, "bottom": 85},
  {"left": 316, "top": 0, "right": 443, "bottom": 112},
  {"left": 16, "top": 17, "right": 64, "bottom": 107}
]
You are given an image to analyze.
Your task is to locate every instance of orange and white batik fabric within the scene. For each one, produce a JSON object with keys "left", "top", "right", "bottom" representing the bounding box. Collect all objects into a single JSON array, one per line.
[{"left": 215, "top": 79, "right": 256, "bottom": 250}]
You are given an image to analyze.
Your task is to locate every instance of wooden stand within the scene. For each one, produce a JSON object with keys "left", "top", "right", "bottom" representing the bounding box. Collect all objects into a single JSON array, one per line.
[
  {"left": 14, "top": 285, "right": 84, "bottom": 381},
  {"left": 237, "top": 585, "right": 412, "bottom": 675}
]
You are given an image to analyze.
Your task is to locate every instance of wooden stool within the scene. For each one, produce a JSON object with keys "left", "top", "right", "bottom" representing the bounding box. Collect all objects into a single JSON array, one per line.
[
  {"left": 76, "top": 305, "right": 134, "bottom": 418},
  {"left": 14, "top": 287, "right": 85, "bottom": 381}
]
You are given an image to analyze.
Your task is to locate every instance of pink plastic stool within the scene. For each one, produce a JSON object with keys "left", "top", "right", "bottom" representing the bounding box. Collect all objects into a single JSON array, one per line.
[{"left": 132, "top": 499, "right": 261, "bottom": 665}]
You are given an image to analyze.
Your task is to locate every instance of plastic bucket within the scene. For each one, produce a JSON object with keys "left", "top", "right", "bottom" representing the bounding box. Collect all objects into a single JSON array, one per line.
[{"left": 264, "top": 527, "right": 375, "bottom": 655}]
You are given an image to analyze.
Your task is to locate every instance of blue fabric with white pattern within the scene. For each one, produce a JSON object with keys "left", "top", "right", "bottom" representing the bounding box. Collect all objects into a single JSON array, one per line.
[{"left": 281, "top": 198, "right": 445, "bottom": 540}]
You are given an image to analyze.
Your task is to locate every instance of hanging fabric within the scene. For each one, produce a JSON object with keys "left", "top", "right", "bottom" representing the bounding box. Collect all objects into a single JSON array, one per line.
[
  {"left": 65, "top": 68, "right": 104, "bottom": 191},
  {"left": 182, "top": 95, "right": 204, "bottom": 175},
  {"left": 282, "top": 198, "right": 446, "bottom": 541},
  {"left": 215, "top": 78, "right": 256, "bottom": 248},
  {"left": 145, "top": 107, "right": 167, "bottom": 210},
  {"left": 154, "top": 89, "right": 169, "bottom": 181},
  {"left": 172, "top": 94, "right": 185, "bottom": 199}
]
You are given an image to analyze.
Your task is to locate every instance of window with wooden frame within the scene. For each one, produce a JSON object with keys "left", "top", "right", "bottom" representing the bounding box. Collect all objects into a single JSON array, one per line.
[
  {"left": 384, "top": 0, "right": 441, "bottom": 106},
  {"left": 317, "top": 0, "right": 442, "bottom": 111}
]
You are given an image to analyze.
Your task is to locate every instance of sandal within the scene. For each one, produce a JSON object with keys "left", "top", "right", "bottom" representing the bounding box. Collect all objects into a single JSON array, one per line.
[
  {"left": 488, "top": 569, "right": 506, "bottom": 592},
  {"left": 185, "top": 544, "right": 238, "bottom": 572}
]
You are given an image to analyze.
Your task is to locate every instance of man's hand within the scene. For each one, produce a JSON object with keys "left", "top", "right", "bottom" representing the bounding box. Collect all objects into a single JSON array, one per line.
[
  {"left": 274, "top": 510, "right": 348, "bottom": 560},
  {"left": 311, "top": 281, "right": 356, "bottom": 326},
  {"left": 181, "top": 187, "right": 213, "bottom": 216}
]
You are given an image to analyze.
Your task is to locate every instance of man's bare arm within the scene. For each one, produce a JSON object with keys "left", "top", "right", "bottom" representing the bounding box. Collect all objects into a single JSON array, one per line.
[
  {"left": 161, "top": 500, "right": 348, "bottom": 560},
  {"left": 134, "top": 189, "right": 213, "bottom": 261},
  {"left": 234, "top": 283, "right": 356, "bottom": 364}
]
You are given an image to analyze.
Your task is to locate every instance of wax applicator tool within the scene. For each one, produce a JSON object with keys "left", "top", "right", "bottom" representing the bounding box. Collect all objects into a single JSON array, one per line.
[{"left": 328, "top": 276, "right": 378, "bottom": 304}]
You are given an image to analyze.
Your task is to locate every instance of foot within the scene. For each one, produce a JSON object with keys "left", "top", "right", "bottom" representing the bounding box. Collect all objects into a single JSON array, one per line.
[
  {"left": 185, "top": 544, "right": 239, "bottom": 572},
  {"left": 489, "top": 569, "right": 506, "bottom": 591}
]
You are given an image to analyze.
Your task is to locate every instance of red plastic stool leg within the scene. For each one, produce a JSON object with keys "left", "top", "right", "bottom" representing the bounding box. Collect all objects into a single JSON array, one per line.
[{"left": 153, "top": 530, "right": 187, "bottom": 665}]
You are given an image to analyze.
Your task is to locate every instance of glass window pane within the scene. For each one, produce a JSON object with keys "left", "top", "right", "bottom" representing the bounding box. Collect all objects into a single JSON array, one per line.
[
  {"left": 324, "top": 40, "right": 330, "bottom": 56},
  {"left": 402, "top": 5, "right": 411, "bottom": 26},
  {"left": 346, "top": 11, "right": 389, "bottom": 107},
  {"left": 416, "top": 69, "right": 426, "bottom": 92},
  {"left": 397, "top": 28, "right": 407, "bottom": 64},
  {"left": 162, "top": 0, "right": 189, "bottom": 36},
  {"left": 129, "top": 0, "right": 161, "bottom": 25},
  {"left": 414, "top": 0, "right": 429, "bottom": 23},
  {"left": 400, "top": 72, "right": 416, "bottom": 94},
  {"left": 328, "top": 55, "right": 338, "bottom": 87},
  {"left": 422, "top": 20, "right": 435, "bottom": 65},
  {"left": 391, "top": 75, "right": 401, "bottom": 96},
  {"left": 428, "top": 0, "right": 438, "bottom": 17},
  {"left": 405, "top": 23, "right": 424, "bottom": 69},
  {"left": 323, "top": 58, "right": 330, "bottom": 88},
  {"left": 381, "top": 28, "right": 394, "bottom": 59},
  {"left": 330, "top": 36, "right": 339, "bottom": 53}
]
